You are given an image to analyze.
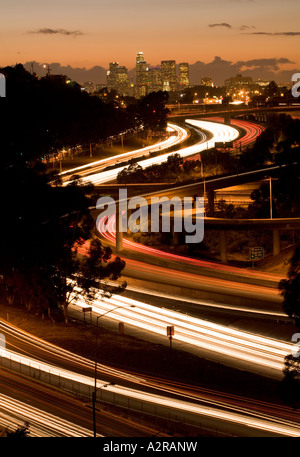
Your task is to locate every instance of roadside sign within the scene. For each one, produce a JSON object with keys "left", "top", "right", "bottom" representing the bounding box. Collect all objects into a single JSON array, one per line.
[
  {"left": 167, "top": 326, "right": 174, "bottom": 337},
  {"left": 215, "top": 141, "right": 233, "bottom": 149},
  {"left": 82, "top": 306, "right": 93, "bottom": 324},
  {"left": 167, "top": 326, "right": 175, "bottom": 349},
  {"left": 250, "top": 247, "right": 264, "bottom": 260}
]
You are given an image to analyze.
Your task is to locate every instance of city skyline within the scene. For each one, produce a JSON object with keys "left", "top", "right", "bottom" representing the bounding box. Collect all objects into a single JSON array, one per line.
[
  {"left": 15, "top": 54, "right": 299, "bottom": 88},
  {"left": 1, "top": 0, "right": 300, "bottom": 84}
]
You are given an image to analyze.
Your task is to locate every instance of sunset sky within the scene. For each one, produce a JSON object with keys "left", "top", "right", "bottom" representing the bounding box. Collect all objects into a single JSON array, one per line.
[{"left": 1, "top": 0, "right": 300, "bottom": 78}]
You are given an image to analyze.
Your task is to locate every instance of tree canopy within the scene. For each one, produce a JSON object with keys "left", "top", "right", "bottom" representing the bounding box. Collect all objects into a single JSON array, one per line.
[
  {"left": 239, "top": 114, "right": 300, "bottom": 169},
  {"left": 0, "top": 66, "right": 130, "bottom": 322},
  {"left": 0, "top": 64, "right": 133, "bottom": 165},
  {"left": 0, "top": 161, "right": 126, "bottom": 322},
  {"left": 279, "top": 243, "right": 300, "bottom": 330}
]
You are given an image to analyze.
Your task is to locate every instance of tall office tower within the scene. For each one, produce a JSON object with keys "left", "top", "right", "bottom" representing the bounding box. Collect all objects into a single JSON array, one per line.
[
  {"left": 107, "top": 62, "right": 129, "bottom": 96},
  {"left": 135, "top": 51, "right": 149, "bottom": 98},
  {"left": 179, "top": 62, "right": 190, "bottom": 88},
  {"left": 106, "top": 62, "right": 119, "bottom": 91},
  {"left": 148, "top": 66, "right": 162, "bottom": 92},
  {"left": 161, "top": 60, "right": 177, "bottom": 92},
  {"left": 115, "top": 65, "right": 129, "bottom": 96}
]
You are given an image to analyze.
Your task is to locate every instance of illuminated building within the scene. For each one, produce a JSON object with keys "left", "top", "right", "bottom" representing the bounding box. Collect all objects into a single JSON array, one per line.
[
  {"left": 201, "top": 77, "right": 214, "bottom": 87},
  {"left": 107, "top": 62, "right": 129, "bottom": 96},
  {"left": 254, "top": 79, "right": 271, "bottom": 88},
  {"left": 135, "top": 51, "right": 149, "bottom": 98},
  {"left": 225, "top": 74, "right": 253, "bottom": 94},
  {"left": 148, "top": 66, "right": 162, "bottom": 92},
  {"left": 161, "top": 60, "right": 177, "bottom": 92},
  {"left": 83, "top": 81, "right": 94, "bottom": 93},
  {"left": 179, "top": 63, "right": 189, "bottom": 88}
]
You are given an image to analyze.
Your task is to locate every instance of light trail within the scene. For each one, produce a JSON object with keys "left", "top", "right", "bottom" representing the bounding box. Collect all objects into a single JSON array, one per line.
[
  {"left": 0, "top": 393, "right": 94, "bottom": 437},
  {"left": 204, "top": 117, "right": 265, "bottom": 149},
  {"left": 1, "top": 347, "right": 299, "bottom": 437},
  {"left": 0, "top": 318, "right": 143, "bottom": 384},
  {"left": 2, "top": 319, "right": 300, "bottom": 436},
  {"left": 95, "top": 214, "right": 282, "bottom": 284},
  {"left": 124, "top": 283, "right": 286, "bottom": 318},
  {"left": 184, "top": 119, "right": 239, "bottom": 146},
  {"left": 71, "top": 291, "right": 292, "bottom": 375},
  {"left": 66, "top": 120, "right": 239, "bottom": 186},
  {"left": 62, "top": 123, "right": 188, "bottom": 183},
  {"left": 47, "top": 260, "right": 286, "bottom": 373}
]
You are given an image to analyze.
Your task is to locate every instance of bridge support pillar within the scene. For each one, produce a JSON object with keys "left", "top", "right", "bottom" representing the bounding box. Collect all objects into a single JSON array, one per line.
[
  {"left": 273, "top": 229, "right": 280, "bottom": 256},
  {"left": 220, "top": 230, "right": 227, "bottom": 263}
]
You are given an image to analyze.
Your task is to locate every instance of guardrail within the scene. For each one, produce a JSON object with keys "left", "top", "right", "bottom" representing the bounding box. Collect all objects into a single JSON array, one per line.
[{"left": 0, "top": 349, "right": 276, "bottom": 437}]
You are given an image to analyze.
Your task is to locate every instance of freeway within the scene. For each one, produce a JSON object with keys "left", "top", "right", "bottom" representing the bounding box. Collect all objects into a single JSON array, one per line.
[
  {"left": 65, "top": 120, "right": 239, "bottom": 186},
  {"left": 94, "top": 213, "right": 282, "bottom": 289},
  {"left": 1, "top": 323, "right": 300, "bottom": 437},
  {"left": 69, "top": 288, "right": 290, "bottom": 379},
  {"left": 203, "top": 117, "right": 265, "bottom": 149},
  {"left": 0, "top": 368, "right": 161, "bottom": 437},
  {"left": 61, "top": 123, "right": 189, "bottom": 184},
  {"left": 0, "top": 373, "right": 93, "bottom": 437},
  {"left": 8, "top": 256, "right": 283, "bottom": 381}
]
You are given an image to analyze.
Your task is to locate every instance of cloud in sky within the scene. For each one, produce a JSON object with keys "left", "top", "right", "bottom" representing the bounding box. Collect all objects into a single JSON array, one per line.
[
  {"left": 190, "top": 56, "right": 297, "bottom": 85},
  {"left": 28, "top": 28, "right": 84, "bottom": 37},
  {"left": 209, "top": 23, "right": 232, "bottom": 29},
  {"left": 237, "top": 57, "right": 294, "bottom": 68},
  {"left": 240, "top": 25, "right": 255, "bottom": 31},
  {"left": 245, "top": 32, "right": 300, "bottom": 36}
]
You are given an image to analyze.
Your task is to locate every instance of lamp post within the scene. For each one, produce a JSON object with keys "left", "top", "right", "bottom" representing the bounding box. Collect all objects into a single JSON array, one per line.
[
  {"left": 93, "top": 304, "right": 135, "bottom": 437},
  {"left": 92, "top": 382, "right": 112, "bottom": 438},
  {"left": 269, "top": 176, "right": 273, "bottom": 219}
]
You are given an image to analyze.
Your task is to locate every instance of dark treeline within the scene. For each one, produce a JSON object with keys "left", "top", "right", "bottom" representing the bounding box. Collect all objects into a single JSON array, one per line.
[
  {"left": 0, "top": 65, "right": 137, "bottom": 322},
  {"left": 0, "top": 160, "right": 126, "bottom": 323},
  {"left": 0, "top": 64, "right": 132, "bottom": 164},
  {"left": 0, "top": 64, "right": 169, "bottom": 165},
  {"left": 240, "top": 113, "right": 300, "bottom": 168},
  {"left": 279, "top": 244, "right": 300, "bottom": 409}
]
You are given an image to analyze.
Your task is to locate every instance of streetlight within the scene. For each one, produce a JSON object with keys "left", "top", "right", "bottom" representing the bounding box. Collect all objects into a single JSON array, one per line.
[
  {"left": 92, "top": 382, "right": 113, "bottom": 438},
  {"left": 269, "top": 176, "right": 273, "bottom": 219},
  {"left": 265, "top": 176, "right": 273, "bottom": 219},
  {"left": 93, "top": 303, "right": 135, "bottom": 437}
]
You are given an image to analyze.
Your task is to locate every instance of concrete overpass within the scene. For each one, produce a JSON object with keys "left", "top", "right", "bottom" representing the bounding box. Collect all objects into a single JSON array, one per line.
[
  {"left": 104, "top": 162, "right": 300, "bottom": 262},
  {"left": 203, "top": 217, "right": 300, "bottom": 263},
  {"left": 167, "top": 105, "right": 300, "bottom": 124}
]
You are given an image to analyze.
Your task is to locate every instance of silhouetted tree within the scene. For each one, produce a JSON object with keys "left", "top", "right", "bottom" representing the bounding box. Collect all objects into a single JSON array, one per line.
[
  {"left": 279, "top": 244, "right": 300, "bottom": 330},
  {"left": 136, "top": 91, "right": 170, "bottom": 134},
  {"left": 0, "top": 64, "right": 134, "bottom": 165},
  {"left": 0, "top": 163, "right": 126, "bottom": 323},
  {"left": 264, "top": 80, "right": 278, "bottom": 99},
  {"left": 279, "top": 354, "right": 300, "bottom": 409},
  {"left": 6, "top": 422, "right": 30, "bottom": 437}
]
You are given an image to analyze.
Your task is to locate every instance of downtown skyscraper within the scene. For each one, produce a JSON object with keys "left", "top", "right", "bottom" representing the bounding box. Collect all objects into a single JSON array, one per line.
[
  {"left": 135, "top": 51, "right": 149, "bottom": 98},
  {"left": 106, "top": 62, "right": 129, "bottom": 96}
]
